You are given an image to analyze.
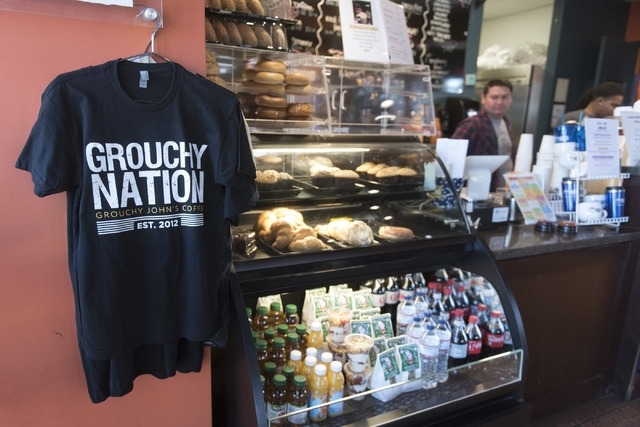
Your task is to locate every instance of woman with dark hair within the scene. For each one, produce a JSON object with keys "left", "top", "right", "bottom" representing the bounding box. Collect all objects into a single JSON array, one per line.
[{"left": 562, "top": 82, "right": 624, "bottom": 124}]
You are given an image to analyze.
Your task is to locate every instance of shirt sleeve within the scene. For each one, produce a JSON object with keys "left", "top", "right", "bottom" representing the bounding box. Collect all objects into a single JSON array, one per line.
[
  {"left": 451, "top": 117, "right": 477, "bottom": 156},
  {"left": 216, "top": 101, "right": 258, "bottom": 224},
  {"left": 15, "top": 91, "right": 81, "bottom": 197}
]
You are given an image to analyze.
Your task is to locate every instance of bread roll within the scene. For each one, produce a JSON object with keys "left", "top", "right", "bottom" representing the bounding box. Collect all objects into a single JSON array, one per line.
[
  {"left": 315, "top": 220, "right": 374, "bottom": 246},
  {"left": 255, "top": 60, "right": 286, "bottom": 75},
  {"left": 288, "top": 236, "right": 325, "bottom": 252},
  {"left": 234, "top": 0, "right": 250, "bottom": 12},
  {"left": 213, "top": 20, "right": 230, "bottom": 44},
  {"left": 253, "top": 25, "right": 273, "bottom": 47},
  {"left": 287, "top": 103, "right": 313, "bottom": 116},
  {"left": 237, "top": 23, "right": 258, "bottom": 46},
  {"left": 256, "top": 94, "right": 287, "bottom": 108},
  {"left": 285, "top": 73, "right": 310, "bottom": 86},
  {"left": 378, "top": 226, "right": 414, "bottom": 241},
  {"left": 254, "top": 71, "right": 285, "bottom": 85},
  {"left": 241, "top": 79, "right": 285, "bottom": 94},
  {"left": 205, "top": 18, "right": 217, "bottom": 42},
  {"left": 246, "top": 0, "right": 264, "bottom": 14},
  {"left": 223, "top": 21, "right": 242, "bottom": 45},
  {"left": 285, "top": 84, "right": 313, "bottom": 95},
  {"left": 221, "top": 0, "right": 236, "bottom": 10},
  {"left": 206, "top": 75, "right": 227, "bottom": 88},
  {"left": 206, "top": 0, "right": 222, "bottom": 8},
  {"left": 256, "top": 107, "right": 288, "bottom": 119}
]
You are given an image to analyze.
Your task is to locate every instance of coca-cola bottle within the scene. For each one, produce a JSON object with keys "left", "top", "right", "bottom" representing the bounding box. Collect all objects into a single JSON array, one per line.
[
  {"left": 476, "top": 303, "right": 489, "bottom": 328},
  {"left": 369, "top": 278, "right": 386, "bottom": 309},
  {"left": 383, "top": 276, "right": 399, "bottom": 318},
  {"left": 454, "top": 285, "right": 470, "bottom": 321},
  {"left": 469, "top": 283, "right": 486, "bottom": 316},
  {"left": 429, "top": 292, "right": 445, "bottom": 318},
  {"left": 399, "top": 274, "right": 416, "bottom": 302},
  {"left": 465, "top": 315, "right": 483, "bottom": 362},
  {"left": 448, "top": 309, "right": 468, "bottom": 367},
  {"left": 442, "top": 287, "right": 456, "bottom": 320},
  {"left": 431, "top": 269, "right": 449, "bottom": 290},
  {"left": 412, "top": 272, "right": 427, "bottom": 291},
  {"left": 426, "top": 282, "right": 438, "bottom": 302},
  {"left": 482, "top": 310, "right": 505, "bottom": 357},
  {"left": 395, "top": 293, "right": 416, "bottom": 336},
  {"left": 500, "top": 313, "right": 513, "bottom": 352}
]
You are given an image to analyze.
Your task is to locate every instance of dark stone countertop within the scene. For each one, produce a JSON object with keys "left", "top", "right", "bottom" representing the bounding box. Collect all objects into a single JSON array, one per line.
[{"left": 476, "top": 223, "right": 640, "bottom": 261}]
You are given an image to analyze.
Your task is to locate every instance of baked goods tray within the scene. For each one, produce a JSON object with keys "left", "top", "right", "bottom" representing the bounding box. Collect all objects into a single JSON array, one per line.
[
  {"left": 293, "top": 179, "right": 366, "bottom": 196},
  {"left": 205, "top": 9, "right": 298, "bottom": 26},
  {"left": 257, "top": 184, "right": 303, "bottom": 199},
  {"left": 257, "top": 236, "right": 334, "bottom": 255},
  {"left": 356, "top": 178, "right": 423, "bottom": 191},
  {"left": 361, "top": 219, "right": 425, "bottom": 242}
]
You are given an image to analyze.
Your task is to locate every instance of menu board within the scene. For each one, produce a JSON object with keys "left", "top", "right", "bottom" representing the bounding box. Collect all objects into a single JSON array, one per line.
[{"left": 290, "top": 0, "right": 344, "bottom": 56}]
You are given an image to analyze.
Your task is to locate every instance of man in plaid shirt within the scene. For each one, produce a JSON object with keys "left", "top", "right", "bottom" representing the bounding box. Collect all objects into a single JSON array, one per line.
[{"left": 452, "top": 78, "right": 515, "bottom": 190}]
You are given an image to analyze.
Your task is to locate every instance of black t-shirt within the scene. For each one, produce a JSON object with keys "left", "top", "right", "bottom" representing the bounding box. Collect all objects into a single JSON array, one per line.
[{"left": 16, "top": 60, "right": 257, "bottom": 400}]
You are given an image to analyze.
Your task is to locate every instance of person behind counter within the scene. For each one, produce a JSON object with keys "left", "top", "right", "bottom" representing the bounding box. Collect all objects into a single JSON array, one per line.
[
  {"left": 451, "top": 78, "right": 515, "bottom": 189},
  {"left": 560, "top": 82, "right": 624, "bottom": 125}
]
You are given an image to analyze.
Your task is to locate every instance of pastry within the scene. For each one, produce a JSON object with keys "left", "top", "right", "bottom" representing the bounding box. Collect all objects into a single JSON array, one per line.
[
  {"left": 315, "top": 220, "right": 374, "bottom": 246},
  {"left": 366, "top": 163, "right": 386, "bottom": 179},
  {"left": 288, "top": 235, "right": 325, "bottom": 252},
  {"left": 255, "top": 170, "right": 278, "bottom": 191},
  {"left": 271, "top": 217, "right": 305, "bottom": 250},
  {"left": 223, "top": 21, "right": 242, "bottom": 45},
  {"left": 285, "top": 84, "right": 313, "bottom": 95},
  {"left": 256, "top": 106, "right": 287, "bottom": 119},
  {"left": 206, "top": 0, "right": 222, "bottom": 8},
  {"left": 205, "top": 18, "right": 217, "bottom": 42},
  {"left": 255, "top": 60, "right": 287, "bottom": 75},
  {"left": 355, "top": 162, "right": 375, "bottom": 178},
  {"left": 246, "top": 0, "right": 265, "bottom": 14},
  {"left": 378, "top": 226, "right": 414, "bottom": 241},
  {"left": 213, "top": 20, "right": 230, "bottom": 44},
  {"left": 286, "top": 103, "right": 313, "bottom": 116},
  {"left": 311, "top": 168, "right": 338, "bottom": 187},
  {"left": 272, "top": 27, "right": 287, "bottom": 49},
  {"left": 285, "top": 73, "right": 310, "bottom": 86},
  {"left": 375, "top": 166, "right": 400, "bottom": 184},
  {"left": 253, "top": 25, "right": 273, "bottom": 48},
  {"left": 333, "top": 169, "right": 359, "bottom": 187},
  {"left": 206, "top": 75, "right": 227, "bottom": 88},
  {"left": 271, "top": 208, "right": 303, "bottom": 221},
  {"left": 309, "top": 157, "right": 333, "bottom": 168},
  {"left": 256, "top": 94, "right": 287, "bottom": 108},
  {"left": 241, "top": 79, "right": 285, "bottom": 94},
  {"left": 396, "top": 167, "right": 418, "bottom": 183},
  {"left": 206, "top": 61, "right": 220, "bottom": 76},
  {"left": 233, "top": 0, "right": 250, "bottom": 13},
  {"left": 237, "top": 23, "right": 258, "bottom": 46},
  {"left": 254, "top": 210, "right": 277, "bottom": 242},
  {"left": 221, "top": 0, "right": 236, "bottom": 10},
  {"left": 254, "top": 71, "right": 285, "bottom": 85}
]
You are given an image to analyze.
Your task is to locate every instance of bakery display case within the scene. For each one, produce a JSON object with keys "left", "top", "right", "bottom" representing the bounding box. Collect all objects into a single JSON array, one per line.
[{"left": 210, "top": 136, "right": 530, "bottom": 427}]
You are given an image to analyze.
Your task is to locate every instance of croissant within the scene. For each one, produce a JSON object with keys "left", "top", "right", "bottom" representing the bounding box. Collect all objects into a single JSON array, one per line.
[{"left": 315, "top": 219, "right": 373, "bottom": 246}]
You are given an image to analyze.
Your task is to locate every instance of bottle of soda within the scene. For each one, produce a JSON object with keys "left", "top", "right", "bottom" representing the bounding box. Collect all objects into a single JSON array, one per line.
[
  {"left": 407, "top": 316, "right": 426, "bottom": 344},
  {"left": 430, "top": 292, "right": 445, "bottom": 318},
  {"left": 396, "top": 293, "right": 417, "bottom": 336},
  {"left": 266, "top": 374, "right": 287, "bottom": 425},
  {"left": 414, "top": 287, "right": 429, "bottom": 319},
  {"left": 454, "top": 285, "right": 470, "bottom": 320},
  {"left": 469, "top": 283, "right": 486, "bottom": 316},
  {"left": 476, "top": 304, "right": 489, "bottom": 328},
  {"left": 399, "top": 274, "right": 416, "bottom": 302},
  {"left": 327, "top": 361, "right": 345, "bottom": 418},
  {"left": 295, "top": 324, "right": 308, "bottom": 353},
  {"left": 308, "top": 364, "right": 329, "bottom": 422},
  {"left": 412, "top": 272, "right": 427, "bottom": 291},
  {"left": 442, "top": 287, "right": 456, "bottom": 320},
  {"left": 256, "top": 339, "right": 269, "bottom": 373},
  {"left": 268, "top": 302, "right": 284, "bottom": 329},
  {"left": 482, "top": 310, "right": 505, "bottom": 357},
  {"left": 384, "top": 276, "right": 399, "bottom": 317},
  {"left": 435, "top": 319, "right": 451, "bottom": 383},
  {"left": 449, "top": 309, "right": 468, "bottom": 367},
  {"left": 284, "top": 304, "right": 300, "bottom": 332},
  {"left": 286, "top": 375, "right": 309, "bottom": 427},
  {"left": 426, "top": 282, "right": 438, "bottom": 302},
  {"left": 465, "top": 315, "right": 483, "bottom": 362},
  {"left": 369, "top": 278, "right": 386, "bottom": 309},
  {"left": 500, "top": 313, "right": 513, "bottom": 352},
  {"left": 419, "top": 324, "right": 439, "bottom": 389},
  {"left": 253, "top": 306, "right": 270, "bottom": 337}
]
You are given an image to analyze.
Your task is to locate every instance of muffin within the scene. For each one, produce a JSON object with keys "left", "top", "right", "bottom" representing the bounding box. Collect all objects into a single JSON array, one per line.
[
  {"left": 333, "top": 169, "right": 359, "bottom": 187},
  {"left": 311, "top": 168, "right": 338, "bottom": 187},
  {"left": 365, "top": 163, "right": 387, "bottom": 180},
  {"left": 396, "top": 167, "right": 418, "bottom": 183},
  {"left": 255, "top": 170, "right": 278, "bottom": 191},
  {"left": 355, "top": 162, "right": 375, "bottom": 178},
  {"left": 256, "top": 155, "right": 283, "bottom": 171},
  {"left": 276, "top": 172, "right": 294, "bottom": 189},
  {"left": 375, "top": 166, "right": 400, "bottom": 184}
]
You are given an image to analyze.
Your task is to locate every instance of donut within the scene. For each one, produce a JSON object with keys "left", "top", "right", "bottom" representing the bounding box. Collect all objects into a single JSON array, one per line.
[
  {"left": 254, "top": 71, "right": 285, "bottom": 85},
  {"left": 205, "top": 18, "right": 217, "bottom": 42},
  {"left": 256, "top": 107, "right": 288, "bottom": 119},
  {"left": 285, "top": 84, "right": 313, "bottom": 95},
  {"left": 223, "top": 22, "right": 242, "bottom": 45},
  {"left": 285, "top": 73, "right": 310, "bottom": 86},
  {"left": 253, "top": 26, "right": 273, "bottom": 48},
  {"left": 221, "top": 0, "right": 236, "bottom": 11},
  {"left": 241, "top": 80, "right": 285, "bottom": 94},
  {"left": 246, "top": 0, "right": 265, "bottom": 14},
  {"left": 254, "top": 60, "right": 286, "bottom": 75},
  {"left": 287, "top": 103, "right": 314, "bottom": 116},
  {"left": 256, "top": 94, "right": 287, "bottom": 108},
  {"left": 233, "top": 0, "right": 250, "bottom": 13},
  {"left": 213, "top": 20, "right": 230, "bottom": 44},
  {"left": 237, "top": 23, "right": 258, "bottom": 46}
]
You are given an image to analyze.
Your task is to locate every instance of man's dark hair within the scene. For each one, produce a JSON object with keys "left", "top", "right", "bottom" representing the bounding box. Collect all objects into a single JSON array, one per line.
[
  {"left": 570, "top": 82, "right": 624, "bottom": 111},
  {"left": 483, "top": 78, "right": 513, "bottom": 95}
]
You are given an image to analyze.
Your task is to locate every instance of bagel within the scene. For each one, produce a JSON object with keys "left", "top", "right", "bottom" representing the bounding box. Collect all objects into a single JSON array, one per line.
[
  {"left": 241, "top": 79, "right": 285, "bottom": 94},
  {"left": 287, "top": 103, "right": 314, "bottom": 116},
  {"left": 285, "top": 84, "right": 313, "bottom": 95},
  {"left": 254, "top": 60, "right": 286, "bottom": 75},
  {"left": 256, "top": 94, "right": 288, "bottom": 108},
  {"left": 205, "top": 18, "right": 217, "bottom": 42},
  {"left": 285, "top": 72, "right": 310, "bottom": 86},
  {"left": 254, "top": 71, "right": 285, "bottom": 85},
  {"left": 237, "top": 23, "right": 258, "bottom": 46},
  {"left": 246, "top": 0, "right": 264, "bottom": 14},
  {"left": 223, "top": 21, "right": 242, "bottom": 45},
  {"left": 221, "top": 0, "right": 235, "bottom": 10},
  {"left": 256, "top": 107, "right": 288, "bottom": 119},
  {"left": 213, "top": 20, "right": 229, "bottom": 44},
  {"left": 253, "top": 26, "right": 273, "bottom": 48}
]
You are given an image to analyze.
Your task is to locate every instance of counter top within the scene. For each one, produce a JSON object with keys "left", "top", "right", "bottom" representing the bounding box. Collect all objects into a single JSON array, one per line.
[{"left": 477, "top": 224, "right": 640, "bottom": 261}]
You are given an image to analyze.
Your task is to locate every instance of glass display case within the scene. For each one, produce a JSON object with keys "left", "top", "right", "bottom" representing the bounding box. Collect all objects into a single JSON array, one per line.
[{"left": 210, "top": 136, "right": 529, "bottom": 427}]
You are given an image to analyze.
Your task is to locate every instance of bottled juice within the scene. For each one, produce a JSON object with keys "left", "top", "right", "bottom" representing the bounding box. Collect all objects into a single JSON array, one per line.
[
  {"left": 276, "top": 323, "right": 289, "bottom": 341},
  {"left": 255, "top": 339, "right": 269, "bottom": 373},
  {"left": 246, "top": 307, "right": 253, "bottom": 326},
  {"left": 286, "top": 333, "right": 301, "bottom": 355},
  {"left": 251, "top": 331, "right": 259, "bottom": 345},
  {"left": 287, "top": 349, "right": 304, "bottom": 376},
  {"left": 308, "top": 321, "right": 324, "bottom": 351},
  {"left": 260, "top": 374, "right": 265, "bottom": 402},
  {"left": 327, "top": 360, "right": 345, "bottom": 418},
  {"left": 263, "top": 361, "right": 276, "bottom": 395},
  {"left": 252, "top": 306, "right": 269, "bottom": 338},
  {"left": 286, "top": 375, "right": 309, "bottom": 427},
  {"left": 306, "top": 347, "right": 318, "bottom": 360},
  {"left": 302, "top": 356, "right": 317, "bottom": 386},
  {"left": 266, "top": 374, "right": 287, "bottom": 426},
  {"left": 284, "top": 304, "right": 300, "bottom": 332},
  {"left": 270, "top": 337, "right": 288, "bottom": 374},
  {"left": 308, "top": 364, "right": 329, "bottom": 422},
  {"left": 268, "top": 302, "right": 284, "bottom": 329},
  {"left": 264, "top": 328, "right": 276, "bottom": 353},
  {"left": 320, "top": 351, "right": 333, "bottom": 372},
  {"left": 282, "top": 365, "right": 295, "bottom": 395},
  {"left": 295, "top": 324, "right": 308, "bottom": 353}
]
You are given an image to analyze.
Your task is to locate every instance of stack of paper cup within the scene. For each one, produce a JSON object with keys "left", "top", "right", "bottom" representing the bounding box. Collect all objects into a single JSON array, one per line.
[
  {"left": 532, "top": 164, "right": 552, "bottom": 194},
  {"left": 514, "top": 133, "right": 534, "bottom": 172}
]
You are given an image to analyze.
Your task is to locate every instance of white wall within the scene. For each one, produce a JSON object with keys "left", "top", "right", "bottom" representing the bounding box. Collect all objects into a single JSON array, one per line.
[{"left": 479, "top": 5, "right": 554, "bottom": 55}]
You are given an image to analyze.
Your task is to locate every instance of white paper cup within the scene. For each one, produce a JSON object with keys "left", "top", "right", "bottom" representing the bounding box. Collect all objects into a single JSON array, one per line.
[
  {"left": 517, "top": 133, "right": 534, "bottom": 158},
  {"left": 539, "top": 135, "right": 556, "bottom": 153},
  {"left": 554, "top": 142, "right": 577, "bottom": 153}
]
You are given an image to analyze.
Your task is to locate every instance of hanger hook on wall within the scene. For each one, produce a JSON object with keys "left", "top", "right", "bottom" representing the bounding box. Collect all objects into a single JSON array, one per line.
[{"left": 134, "top": 5, "right": 163, "bottom": 54}]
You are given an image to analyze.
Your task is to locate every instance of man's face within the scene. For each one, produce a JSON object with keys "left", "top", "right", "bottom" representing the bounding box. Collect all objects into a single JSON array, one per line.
[{"left": 481, "top": 85, "right": 513, "bottom": 119}]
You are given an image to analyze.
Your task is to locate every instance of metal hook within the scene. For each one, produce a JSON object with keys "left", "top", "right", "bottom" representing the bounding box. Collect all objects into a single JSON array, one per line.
[{"left": 134, "top": 5, "right": 163, "bottom": 54}]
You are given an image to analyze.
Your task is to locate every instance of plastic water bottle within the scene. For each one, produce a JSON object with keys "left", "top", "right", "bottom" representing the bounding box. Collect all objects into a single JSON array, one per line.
[
  {"left": 435, "top": 319, "right": 451, "bottom": 383},
  {"left": 407, "top": 316, "right": 425, "bottom": 344},
  {"left": 419, "top": 324, "right": 439, "bottom": 389},
  {"left": 396, "top": 293, "right": 416, "bottom": 336},
  {"left": 414, "top": 288, "right": 429, "bottom": 319},
  {"left": 421, "top": 309, "right": 437, "bottom": 329}
]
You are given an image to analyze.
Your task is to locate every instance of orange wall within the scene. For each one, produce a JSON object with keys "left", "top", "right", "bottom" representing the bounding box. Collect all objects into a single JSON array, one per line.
[
  {"left": 626, "top": 1, "right": 640, "bottom": 41},
  {"left": 0, "top": 2, "right": 213, "bottom": 426}
]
